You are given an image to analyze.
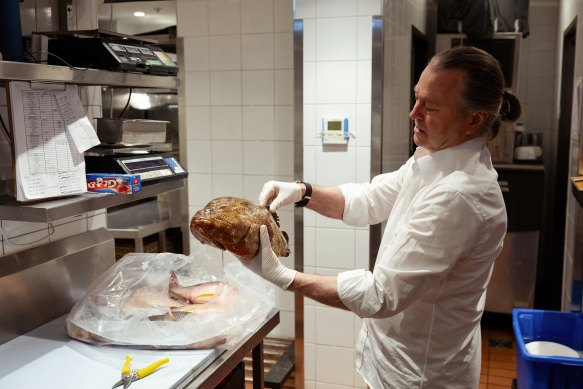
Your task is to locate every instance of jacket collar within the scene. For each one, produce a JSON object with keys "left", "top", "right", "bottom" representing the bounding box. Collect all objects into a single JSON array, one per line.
[{"left": 412, "top": 137, "right": 486, "bottom": 185}]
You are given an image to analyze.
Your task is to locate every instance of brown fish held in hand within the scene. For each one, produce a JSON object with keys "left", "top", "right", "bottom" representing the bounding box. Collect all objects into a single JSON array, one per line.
[{"left": 190, "top": 196, "right": 290, "bottom": 259}]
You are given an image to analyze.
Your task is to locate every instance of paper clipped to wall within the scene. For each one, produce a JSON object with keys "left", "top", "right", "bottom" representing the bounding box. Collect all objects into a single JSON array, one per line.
[{"left": 7, "top": 81, "right": 100, "bottom": 202}]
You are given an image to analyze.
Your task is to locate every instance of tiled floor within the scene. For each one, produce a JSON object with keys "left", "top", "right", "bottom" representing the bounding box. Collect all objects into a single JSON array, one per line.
[
  {"left": 479, "top": 312, "right": 517, "bottom": 389},
  {"left": 244, "top": 316, "right": 518, "bottom": 389},
  {"left": 480, "top": 325, "right": 517, "bottom": 388}
]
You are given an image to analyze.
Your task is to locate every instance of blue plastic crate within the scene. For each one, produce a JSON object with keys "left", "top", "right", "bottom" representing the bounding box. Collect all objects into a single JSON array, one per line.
[{"left": 512, "top": 309, "right": 583, "bottom": 388}]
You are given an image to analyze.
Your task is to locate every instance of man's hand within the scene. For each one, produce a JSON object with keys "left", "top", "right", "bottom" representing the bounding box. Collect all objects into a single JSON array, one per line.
[
  {"left": 258, "top": 181, "right": 302, "bottom": 212},
  {"left": 239, "top": 225, "right": 297, "bottom": 290}
]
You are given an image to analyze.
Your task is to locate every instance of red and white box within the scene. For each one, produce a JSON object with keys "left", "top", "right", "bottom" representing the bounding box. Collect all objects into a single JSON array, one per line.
[{"left": 86, "top": 173, "right": 142, "bottom": 194}]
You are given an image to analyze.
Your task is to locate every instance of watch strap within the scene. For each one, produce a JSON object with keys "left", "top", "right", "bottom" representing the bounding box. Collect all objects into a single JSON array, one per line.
[{"left": 294, "top": 181, "right": 312, "bottom": 207}]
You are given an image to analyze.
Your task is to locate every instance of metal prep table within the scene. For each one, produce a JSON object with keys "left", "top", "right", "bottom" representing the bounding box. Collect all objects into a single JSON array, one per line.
[
  {"left": 0, "top": 309, "right": 279, "bottom": 389},
  {"left": 183, "top": 308, "right": 280, "bottom": 388},
  {"left": 0, "top": 228, "right": 280, "bottom": 388}
]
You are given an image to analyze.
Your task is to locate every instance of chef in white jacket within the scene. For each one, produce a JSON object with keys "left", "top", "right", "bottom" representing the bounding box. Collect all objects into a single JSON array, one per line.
[{"left": 239, "top": 46, "right": 522, "bottom": 388}]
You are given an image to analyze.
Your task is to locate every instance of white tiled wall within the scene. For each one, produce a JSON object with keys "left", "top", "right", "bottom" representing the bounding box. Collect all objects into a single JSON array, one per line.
[
  {"left": 297, "top": 0, "right": 429, "bottom": 387},
  {"left": 299, "top": 1, "right": 374, "bottom": 386},
  {"left": 0, "top": 1, "right": 106, "bottom": 257},
  {"left": 517, "top": 1, "right": 559, "bottom": 165},
  {"left": 512, "top": 4, "right": 561, "bottom": 308},
  {"left": 177, "top": 0, "right": 295, "bottom": 340}
]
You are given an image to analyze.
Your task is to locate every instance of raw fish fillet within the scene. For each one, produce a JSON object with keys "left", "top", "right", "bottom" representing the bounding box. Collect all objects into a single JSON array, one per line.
[{"left": 190, "top": 196, "right": 290, "bottom": 259}]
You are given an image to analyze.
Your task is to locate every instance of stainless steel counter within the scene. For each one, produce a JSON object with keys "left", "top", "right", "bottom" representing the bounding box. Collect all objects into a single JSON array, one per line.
[
  {"left": 0, "top": 225, "right": 279, "bottom": 388},
  {"left": 0, "top": 315, "right": 220, "bottom": 389},
  {"left": 0, "top": 309, "right": 279, "bottom": 389},
  {"left": 181, "top": 308, "right": 280, "bottom": 389},
  {"left": 0, "top": 178, "right": 185, "bottom": 222}
]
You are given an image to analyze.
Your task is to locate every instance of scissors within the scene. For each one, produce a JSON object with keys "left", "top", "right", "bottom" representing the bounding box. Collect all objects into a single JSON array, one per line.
[{"left": 112, "top": 355, "right": 169, "bottom": 389}]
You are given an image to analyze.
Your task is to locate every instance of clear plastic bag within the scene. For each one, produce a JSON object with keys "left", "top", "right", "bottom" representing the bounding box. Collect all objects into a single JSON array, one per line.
[{"left": 66, "top": 246, "right": 275, "bottom": 349}]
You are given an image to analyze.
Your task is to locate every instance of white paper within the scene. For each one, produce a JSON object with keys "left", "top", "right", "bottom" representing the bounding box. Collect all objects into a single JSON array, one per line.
[
  {"left": 54, "top": 88, "right": 101, "bottom": 153},
  {"left": 8, "top": 81, "right": 88, "bottom": 201}
]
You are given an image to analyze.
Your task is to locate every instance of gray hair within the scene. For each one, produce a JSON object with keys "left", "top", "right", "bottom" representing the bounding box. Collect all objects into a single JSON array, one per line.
[{"left": 429, "top": 46, "right": 521, "bottom": 140}]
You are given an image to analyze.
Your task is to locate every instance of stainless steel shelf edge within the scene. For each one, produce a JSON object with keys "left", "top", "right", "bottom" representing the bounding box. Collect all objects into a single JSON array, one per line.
[
  {"left": 179, "top": 309, "right": 280, "bottom": 389},
  {"left": 0, "top": 178, "right": 185, "bottom": 222},
  {"left": 0, "top": 61, "right": 180, "bottom": 89},
  {"left": 494, "top": 163, "right": 545, "bottom": 172}
]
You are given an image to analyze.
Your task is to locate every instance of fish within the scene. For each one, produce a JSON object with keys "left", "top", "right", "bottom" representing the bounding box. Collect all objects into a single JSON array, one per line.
[
  {"left": 121, "top": 286, "right": 188, "bottom": 316},
  {"left": 190, "top": 196, "right": 290, "bottom": 259},
  {"left": 67, "top": 273, "right": 237, "bottom": 349},
  {"left": 119, "top": 273, "right": 235, "bottom": 322},
  {"left": 168, "top": 272, "right": 218, "bottom": 303}
]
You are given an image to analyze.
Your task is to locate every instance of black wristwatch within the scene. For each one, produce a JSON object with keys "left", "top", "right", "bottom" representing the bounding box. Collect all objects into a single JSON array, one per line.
[{"left": 294, "top": 181, "right": 312, "bottom": 208}]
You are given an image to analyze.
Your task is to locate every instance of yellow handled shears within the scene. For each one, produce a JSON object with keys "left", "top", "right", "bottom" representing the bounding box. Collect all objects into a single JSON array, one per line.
[{"left": 112, "top": 355, "right": 169, "bottom": 389}]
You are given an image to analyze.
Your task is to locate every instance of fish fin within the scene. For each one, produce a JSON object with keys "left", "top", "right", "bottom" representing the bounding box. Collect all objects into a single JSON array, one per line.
[
  {"left": 270, "top": 212, "right": 281, "bottom": 227},
  {"left": 169, "top": 271, "right": 181, "bottom": 288}
]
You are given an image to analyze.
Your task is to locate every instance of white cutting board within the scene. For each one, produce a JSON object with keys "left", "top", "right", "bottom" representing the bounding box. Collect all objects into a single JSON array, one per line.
[{"left": 0, "top": 315, "right": 218, "bottom": 389}]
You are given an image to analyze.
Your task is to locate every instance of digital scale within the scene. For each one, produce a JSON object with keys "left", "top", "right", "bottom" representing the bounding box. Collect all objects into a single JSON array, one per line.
[
  {"left": 85, "top": 153, "right": 187, "bottom": 184},
  {"left": 86, "top": 118, "right": 186, "bottom": 185},
  {"left": 43, "top": 30, "right": 178, "bottom": 76}
]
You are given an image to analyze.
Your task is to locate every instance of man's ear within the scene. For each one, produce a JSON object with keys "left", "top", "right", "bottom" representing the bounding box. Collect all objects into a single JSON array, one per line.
[{"left": 466, "top": 111, "right": 488, "bottom": 136}]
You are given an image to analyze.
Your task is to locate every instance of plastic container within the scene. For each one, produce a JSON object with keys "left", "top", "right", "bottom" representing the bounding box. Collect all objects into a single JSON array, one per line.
[{"left": 512, "top": 309, "right": 583, "bottom": 388}]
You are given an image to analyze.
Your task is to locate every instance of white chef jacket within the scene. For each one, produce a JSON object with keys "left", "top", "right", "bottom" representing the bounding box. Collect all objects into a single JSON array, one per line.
[{"left": 337, "top": 137, "right": 507, "bottom": 388}]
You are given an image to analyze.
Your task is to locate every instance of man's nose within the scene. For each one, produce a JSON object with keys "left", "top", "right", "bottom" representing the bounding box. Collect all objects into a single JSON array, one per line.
[{"left": 409, "top": 103, "right": 421, "bottom": 121}]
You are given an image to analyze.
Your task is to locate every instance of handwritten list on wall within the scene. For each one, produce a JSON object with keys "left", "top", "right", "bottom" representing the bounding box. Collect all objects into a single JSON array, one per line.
[{"left": 8, "top": 81, "right": 99, "bottom": 202}]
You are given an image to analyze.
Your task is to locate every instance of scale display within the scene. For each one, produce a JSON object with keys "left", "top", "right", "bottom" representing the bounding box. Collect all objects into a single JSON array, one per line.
[{"left": 85, "top": 154, "right": 187, "bottom": 185}]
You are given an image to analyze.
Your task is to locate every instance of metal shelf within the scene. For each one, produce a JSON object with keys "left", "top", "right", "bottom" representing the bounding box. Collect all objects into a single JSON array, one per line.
[
  {"left": 494, "top": 163, "right": 544, "bottom": 172},
  {"left": 107, "top": 199, "right": 172, "bottom": 252},
  {"left": 0, "top": 179, "right": 184, "bottom": 223},
  {"left": 0, "top": 61, "right": 183, "bottom": 224},
  {"left": 0, "top": 60, "right": 180, "bottom": 89}
]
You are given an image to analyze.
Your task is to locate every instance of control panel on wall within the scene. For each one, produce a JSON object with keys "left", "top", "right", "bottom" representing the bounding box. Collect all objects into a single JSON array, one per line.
[{"left": 321, "top": 117, "right": 352, "bottom": 145}]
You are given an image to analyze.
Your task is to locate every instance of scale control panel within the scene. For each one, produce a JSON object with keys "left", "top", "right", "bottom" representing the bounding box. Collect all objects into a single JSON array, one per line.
[{"left": 104, "top": 42, "right": 177, "bottom": 72}]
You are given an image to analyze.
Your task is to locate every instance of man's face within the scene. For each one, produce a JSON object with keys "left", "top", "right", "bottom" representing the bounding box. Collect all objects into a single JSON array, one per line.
[{"left": 409, "top": 65, "right": 480, "bottom": 153}]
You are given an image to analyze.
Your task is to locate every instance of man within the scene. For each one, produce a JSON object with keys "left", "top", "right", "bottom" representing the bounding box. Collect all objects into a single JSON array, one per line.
[{"left": 240, "top": 46, "right": 521, "bottom": 388}]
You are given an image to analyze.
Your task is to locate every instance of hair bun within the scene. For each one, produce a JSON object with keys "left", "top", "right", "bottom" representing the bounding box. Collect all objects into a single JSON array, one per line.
[{"left": 500, "top": 90, "right": 521, "bottom": 122}]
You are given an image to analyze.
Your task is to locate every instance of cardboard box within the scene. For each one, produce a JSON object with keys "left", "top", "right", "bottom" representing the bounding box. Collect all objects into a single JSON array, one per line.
[{"left": 86, "top": 173, "right": 141, "bottom": 194}]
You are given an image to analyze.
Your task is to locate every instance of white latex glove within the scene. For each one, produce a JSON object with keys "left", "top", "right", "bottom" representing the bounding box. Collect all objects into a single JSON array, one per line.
[
  {"left": 239, "top": 225, "right": 297, "bottom": 290},
  {"left": 258, "top": 181, "right": 302, "bottom": 212}
]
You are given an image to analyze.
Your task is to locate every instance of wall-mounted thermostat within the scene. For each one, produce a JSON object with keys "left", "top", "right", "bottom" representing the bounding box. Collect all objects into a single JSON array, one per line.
[{"left": 321, "top": 117, "right": 352, "bottom": 145}]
